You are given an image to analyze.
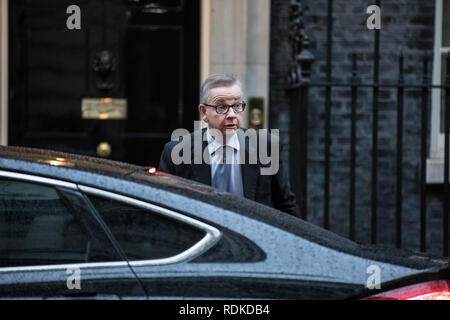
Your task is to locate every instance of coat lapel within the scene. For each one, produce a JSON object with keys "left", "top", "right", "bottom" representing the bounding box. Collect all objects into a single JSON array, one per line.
[
  {"left": 191, "top": 128, "right": 211, "bottom": 186},
  {"left": 237, "top": 129, "right": 259, "bottom": 200}
]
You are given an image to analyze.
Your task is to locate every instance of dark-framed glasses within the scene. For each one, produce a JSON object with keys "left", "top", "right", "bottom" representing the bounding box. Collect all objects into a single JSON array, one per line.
[{"left": 203, "top": 102, "right": 246, "bottom": 114}]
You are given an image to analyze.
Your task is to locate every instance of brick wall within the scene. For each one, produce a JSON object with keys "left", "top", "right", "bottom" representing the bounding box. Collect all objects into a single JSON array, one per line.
[{"left": 270, "top": 0, "right": 447, "bottom": 256}]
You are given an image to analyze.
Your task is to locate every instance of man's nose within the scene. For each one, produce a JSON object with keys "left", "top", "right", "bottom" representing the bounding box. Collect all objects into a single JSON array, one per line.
[{"left": 226, "top": 107, "right": 237, "bottom": 117}]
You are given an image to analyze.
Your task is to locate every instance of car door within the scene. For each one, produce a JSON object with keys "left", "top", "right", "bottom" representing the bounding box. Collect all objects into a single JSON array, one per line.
[
  {"left": 0, "top": 173, "right": 147, "bottom": 299},
  {"left": 78, "top": 185, "right": 368, "bottom": 299}
]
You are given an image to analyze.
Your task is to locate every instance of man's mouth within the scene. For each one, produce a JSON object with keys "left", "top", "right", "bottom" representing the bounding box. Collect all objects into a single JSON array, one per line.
[{"left": 225, "top": 124, "right": 237, "bottom": 129}]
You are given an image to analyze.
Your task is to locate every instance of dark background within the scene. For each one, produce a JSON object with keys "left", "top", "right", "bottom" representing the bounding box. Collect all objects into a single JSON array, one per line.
[{"left": 9, "top": 0, "right": 200, "bottom": 166}]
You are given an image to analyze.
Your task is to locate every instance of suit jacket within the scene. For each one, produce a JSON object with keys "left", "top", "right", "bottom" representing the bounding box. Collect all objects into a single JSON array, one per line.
[{"left": 158, "top": 128, "right": 299, "bottom": 216}]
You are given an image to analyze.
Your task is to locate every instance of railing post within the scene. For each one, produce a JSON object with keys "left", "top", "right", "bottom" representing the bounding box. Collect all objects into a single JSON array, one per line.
[
  {"left": 323, "top": 0, "right": 333, "bottom": 230},
  {"left": 297, "top": 40, "right": 314, "bottom": 220},
  {"left": 287, "top": 0, "right": 314, "bottom": 220},
  {"left": 396, "top": 52, "right": 404, "bottom": 249},
  {"left": 420, "top": 56, "right": 429, "bottom": 253},
  {"left": 288, "top": 86, "right": 302, "bottom": 218},
  {"left": 349, "top": 53, "right": 358, "bottom": 240},
  {"left": 371, "top": 0, "right": 381, "bottom": 244}
]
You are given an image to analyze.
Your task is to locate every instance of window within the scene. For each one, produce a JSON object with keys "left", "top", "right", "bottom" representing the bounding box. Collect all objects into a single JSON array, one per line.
[
  {"left": 432, "top": 0, "right": 450, "bottom": 157},
  {"left": 443, "top": 0, "right": 450, "bottom": 47},
  {"left": 87, "top": 195, "right": 206, "bottom": 261},
  {"left": 441, "top": 51, "right": 448, "bottom": 137},
  {"left": 0, "top": 179, "right": 90, "bottom": 267},
  {"left": 440, "top": 0, "right": 450, "bottom": 140},
  {"left": 191, "top": 228, "right": 266, "bottom": 263},
  {"left": 429, "top": 0, "right": 450, "bottom": 182}
]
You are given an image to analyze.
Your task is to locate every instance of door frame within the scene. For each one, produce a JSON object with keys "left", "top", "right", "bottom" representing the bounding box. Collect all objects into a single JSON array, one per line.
[
  {"left": 1, "top": 0, "right": 272, "bottom": 146},
  {"left": 199, "top": 0, "right": 271, "bottom": 129}
]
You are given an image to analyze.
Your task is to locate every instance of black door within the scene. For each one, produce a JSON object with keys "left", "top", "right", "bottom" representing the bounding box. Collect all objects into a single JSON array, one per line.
[{"left": 9, "top": 0, "right": 200, "bottom": 166}]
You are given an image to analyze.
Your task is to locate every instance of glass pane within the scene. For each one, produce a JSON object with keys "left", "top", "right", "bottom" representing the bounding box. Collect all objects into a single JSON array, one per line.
[
  {"left": 87, "top": 195, "right": 206, "bottom": 260},
  {"left": 0, "top": 179, "right": 90, "bottom": 267},
  {"left": 443, "top": 0, "right": 450, "bottom": 46}
]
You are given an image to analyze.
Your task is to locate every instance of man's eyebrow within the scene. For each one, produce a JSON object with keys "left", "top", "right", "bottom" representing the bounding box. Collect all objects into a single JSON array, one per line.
[{"left": 214, "top": 96, "right": 242, "bottom": 104}]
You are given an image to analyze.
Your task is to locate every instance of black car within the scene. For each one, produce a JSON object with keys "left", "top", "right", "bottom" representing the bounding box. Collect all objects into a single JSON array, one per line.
[{"left": 0, "top": 146, "right": 449, "bottom": 300}]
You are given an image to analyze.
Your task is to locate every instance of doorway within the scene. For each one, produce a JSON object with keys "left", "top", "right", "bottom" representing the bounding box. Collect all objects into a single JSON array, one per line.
[{"left": 9, "top": 0, "right": 200, "bottom": 166}]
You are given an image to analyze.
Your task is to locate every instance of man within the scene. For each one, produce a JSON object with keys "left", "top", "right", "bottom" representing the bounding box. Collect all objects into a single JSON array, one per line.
[{"left": 158, "top": 74, "right": 298, "bottom": 216}]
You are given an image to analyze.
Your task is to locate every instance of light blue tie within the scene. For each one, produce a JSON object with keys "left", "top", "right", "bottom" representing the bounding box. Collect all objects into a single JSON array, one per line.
[{"left": 213, "top": 145, "right": 232, "bottom": 192}]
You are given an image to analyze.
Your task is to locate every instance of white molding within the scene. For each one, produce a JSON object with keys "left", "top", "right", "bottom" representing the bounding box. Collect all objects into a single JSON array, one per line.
[
  {"left": 202, "top": 0, "right": 271, "bottom": 130},
  {"left": 0, "top": 170, "right": 78, "bottom": 190},
  {"left": 427, "top": 0, "right": 450, "bottom": 183},
  {"left": 0, "top": 0, "right": 8, "bottom": 146},
  {"left": 426, "top": 158, "right": 450, "bottom": 184},
  {"left": 431, "top": 0, "right": 443, "bottom": 159},
  {"left": 246, "top": 0, "right": 270, "bottom": 129},
  {"left": 199, "top": 0, "right": 211, "bottom": 129}
]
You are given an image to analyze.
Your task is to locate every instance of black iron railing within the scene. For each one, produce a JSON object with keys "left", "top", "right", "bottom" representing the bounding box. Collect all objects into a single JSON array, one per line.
[{"left": 286, "top": 0, "right": 450, "bottom": 257}]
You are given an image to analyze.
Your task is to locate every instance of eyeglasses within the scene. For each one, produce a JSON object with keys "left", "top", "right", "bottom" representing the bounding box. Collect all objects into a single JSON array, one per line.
[{"left": 203, "top": 102, "right": 246, "bottom": 114}]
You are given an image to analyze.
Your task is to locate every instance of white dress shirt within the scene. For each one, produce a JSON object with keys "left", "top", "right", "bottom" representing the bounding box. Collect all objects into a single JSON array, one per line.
[{"left": 206, "top": 129, "right": 244, "bottom": 197}]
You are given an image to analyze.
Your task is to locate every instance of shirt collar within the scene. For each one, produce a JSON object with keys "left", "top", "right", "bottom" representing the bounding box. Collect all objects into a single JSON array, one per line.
[{"left": 206, "top": 128, "right": 240, "bottom": 155}]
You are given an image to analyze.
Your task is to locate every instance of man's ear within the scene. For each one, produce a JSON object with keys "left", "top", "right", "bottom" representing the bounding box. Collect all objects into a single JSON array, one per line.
[{"left": 198, "top": 104, "right": 208, "bottom": 123}]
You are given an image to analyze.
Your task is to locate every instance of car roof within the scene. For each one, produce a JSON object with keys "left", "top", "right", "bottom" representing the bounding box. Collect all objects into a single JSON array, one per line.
[
  {"left": 0, "top": 145, "right": 142, "bottom": 178},
  {"left": 0, "top": 145, "right": 448, "bottom": 270}
]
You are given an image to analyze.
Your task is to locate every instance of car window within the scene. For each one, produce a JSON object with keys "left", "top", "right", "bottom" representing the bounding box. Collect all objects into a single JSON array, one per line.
[
  {"left": 191, "top": 228, "right": 266, "bottom": 263},
  {"left": 86, "top": 195, "right": 206, "bottom": 261},
  {"left": 0, "top": 178, "right": 90, "bottom": 267}
]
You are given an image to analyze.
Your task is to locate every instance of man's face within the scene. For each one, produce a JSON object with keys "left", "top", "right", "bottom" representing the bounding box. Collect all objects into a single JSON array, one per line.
[{"left": 199, "top": 84, "right": 244, "bottom": 139}]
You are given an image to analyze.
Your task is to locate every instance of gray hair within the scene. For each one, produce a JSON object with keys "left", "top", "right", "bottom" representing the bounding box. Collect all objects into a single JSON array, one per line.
[{"left": 200, "top": 74, "right": 244, "bottom": 104}]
